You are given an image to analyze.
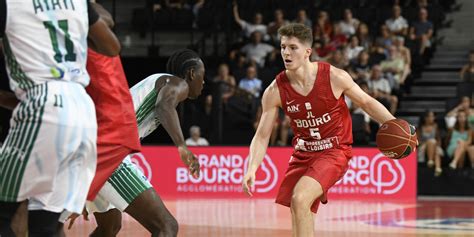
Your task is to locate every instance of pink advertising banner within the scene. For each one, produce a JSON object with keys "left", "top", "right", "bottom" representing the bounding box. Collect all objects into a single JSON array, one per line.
[{"left": 129, "top": 146, "right": 416, "bottom": 200}]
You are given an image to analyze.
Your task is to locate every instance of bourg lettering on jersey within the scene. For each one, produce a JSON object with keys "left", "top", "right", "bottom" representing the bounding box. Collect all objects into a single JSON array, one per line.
[{"left": 294, "top": 112, "right": 331, "bottom": 128}]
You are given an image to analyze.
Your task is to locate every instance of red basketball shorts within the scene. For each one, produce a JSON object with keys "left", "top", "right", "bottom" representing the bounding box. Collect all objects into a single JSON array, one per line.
[{"left": 275, "top": 146, "right": 352, "bottom": 213}]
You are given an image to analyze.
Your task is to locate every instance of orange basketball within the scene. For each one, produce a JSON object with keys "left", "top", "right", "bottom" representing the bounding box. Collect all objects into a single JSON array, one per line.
[{"left": 376, "top": 119, "right": 418, "bottom": 159}]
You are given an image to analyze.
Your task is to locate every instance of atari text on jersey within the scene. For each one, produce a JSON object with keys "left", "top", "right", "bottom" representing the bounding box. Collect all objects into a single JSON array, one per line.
[{"left": 33, "top": 0, "right": 76, "bottom": 14}]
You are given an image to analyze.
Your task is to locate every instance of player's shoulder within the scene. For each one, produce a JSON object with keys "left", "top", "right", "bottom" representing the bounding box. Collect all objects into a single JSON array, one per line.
[
  {"left": 163, "top": 75, "right": 189, "bottom": 91},
  {"left": 160, "top": 74, "right": 182, "bottom": 84},
  {"left": 144, "top": 73, "right": 188, "bottom": 92},
  {"left": 148, "top": 73, "right": 182, "bottom": 86},
  {"left": 328, "top": 64, "right": 351, "bottom": 80},
  {"left": 265, "top": 78, "right": 281, "bottom": 94},
  {"left": 261, "top": 80, "right": 281, "bottom": 106},
  {"left": 327, "top": 64, "right": 355, "bottom": 91},
  {"left": 154, "top": 74, "right": 190, "bottom": 101}
]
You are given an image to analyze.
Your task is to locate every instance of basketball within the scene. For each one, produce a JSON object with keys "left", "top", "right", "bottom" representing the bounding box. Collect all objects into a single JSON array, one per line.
[{"left": 376, "top": 119, "right": 418, "bottom": 159}]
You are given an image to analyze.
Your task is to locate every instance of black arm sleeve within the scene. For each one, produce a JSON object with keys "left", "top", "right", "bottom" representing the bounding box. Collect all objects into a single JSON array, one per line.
[
  {"left": 0, "top": 0, "right": 6, "bottom": 37},
  {"left": 88, "top": 1, "right": 99, "bottom": 26}
]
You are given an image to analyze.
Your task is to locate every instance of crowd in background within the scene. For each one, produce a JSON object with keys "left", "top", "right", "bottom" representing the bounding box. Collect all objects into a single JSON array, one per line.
[
  {"left": 204, "top": 0, "right": 438, "bottom": 145},
  {"left": 133, "top": 0, "right": 474, "bottom": 175}
]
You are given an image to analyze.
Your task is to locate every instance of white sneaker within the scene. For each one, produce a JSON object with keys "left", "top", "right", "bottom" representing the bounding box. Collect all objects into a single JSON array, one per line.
[{"left": 427, "top": 160, "right": 434, "bottom": 168}]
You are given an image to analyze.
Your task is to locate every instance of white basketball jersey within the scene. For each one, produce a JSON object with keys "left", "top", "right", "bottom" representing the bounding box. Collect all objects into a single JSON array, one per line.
[
  {"left": 3, "top": 0, "right": 90, "bottom": 98},
  {"left": 130, "top": 73, "right": 172, "bottom": 139}
]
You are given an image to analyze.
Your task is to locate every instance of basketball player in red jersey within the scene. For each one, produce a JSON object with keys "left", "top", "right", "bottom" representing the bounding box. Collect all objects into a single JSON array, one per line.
[
  {"left": 69, "top": 3, "right": 190, "bottom": 237},
  {"left": 83, "top": 38, "right": 142, "bottom": 237},
  {"left": 242, "top": 23, "right": 397, "bottom": 237},
  {"left": 85, "top": 3, "right": 141, "bottom": 205}
]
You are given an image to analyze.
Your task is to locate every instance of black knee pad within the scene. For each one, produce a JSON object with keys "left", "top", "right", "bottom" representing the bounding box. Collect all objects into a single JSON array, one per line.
[
  {"left": 0, "top": 202, "right": 20, "bottom": 236},
  {"left": 28, "top": 210, "right": 61, "bottom": 237}
]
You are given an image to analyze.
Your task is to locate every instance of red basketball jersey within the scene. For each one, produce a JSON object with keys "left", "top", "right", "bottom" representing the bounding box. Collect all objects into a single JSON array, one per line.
[
  {"left": 275, "top": 62, "right": 352, "bottom": 158},
  {"left": 86, "top": 49, "right": 141, "bottom": 198},
  {"left": 86, "top": 49, "right": 141, "bottom": 151}
]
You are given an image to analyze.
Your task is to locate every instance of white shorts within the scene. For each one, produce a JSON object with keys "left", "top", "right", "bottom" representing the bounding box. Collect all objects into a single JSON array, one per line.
[
  {"left": 87, "top": 155, "right": 152, "bottom": 213},
  {"left": 0, "top": 81, "right": 97, "bottom": 214}
]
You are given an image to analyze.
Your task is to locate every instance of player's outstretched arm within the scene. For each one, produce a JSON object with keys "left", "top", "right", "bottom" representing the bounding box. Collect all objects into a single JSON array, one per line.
[
  {"left": 0, "top": 90, "right": 19, "bottom": 110},
  {"left": 155, "top": 76, "right": 200, "bottom": 177},
  {"left": 243, "top": 81, "right": 280, "bottom": 196},
  {"left": 330, "top": 66, "right": 395, "bottom": 124}
]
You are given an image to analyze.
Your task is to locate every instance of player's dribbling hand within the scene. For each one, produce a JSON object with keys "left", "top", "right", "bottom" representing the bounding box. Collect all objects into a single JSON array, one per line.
[
  {"left": 242, "top": 172, "right": 255, "bottom": 197},
  {"left": 178, "top": 146, "right": 200, "bottom": 178}
]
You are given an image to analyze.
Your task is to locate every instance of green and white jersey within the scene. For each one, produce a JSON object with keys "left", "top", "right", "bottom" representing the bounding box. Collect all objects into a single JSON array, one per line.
[
  {"left": 3, "top": 0, "right": 90, "bottom": 99},
  {"left": 130, "top": 73, "right": 173, "bottom": 139}
]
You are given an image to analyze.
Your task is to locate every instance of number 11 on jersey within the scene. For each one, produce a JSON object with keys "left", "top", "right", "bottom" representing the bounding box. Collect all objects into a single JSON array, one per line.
[
  {"left": 44, "top": 20, "right": 76, "bottom": 63},
  {"left": 54, "top": 94, "right": 63, "bottom": 108}
]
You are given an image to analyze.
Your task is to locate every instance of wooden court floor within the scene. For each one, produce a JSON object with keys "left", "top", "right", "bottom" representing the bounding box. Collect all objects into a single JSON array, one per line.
[{"left": 66, "top": 198, "right": 474, "bottom": 236}]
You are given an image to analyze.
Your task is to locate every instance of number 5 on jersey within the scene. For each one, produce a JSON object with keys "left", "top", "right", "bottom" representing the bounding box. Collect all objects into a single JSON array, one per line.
[
  {"left": 310, "top": 128, "right": 321, "bottom": 139},
  {"left": 44, "top": 20, "right": 76, "bottom": 63}
]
